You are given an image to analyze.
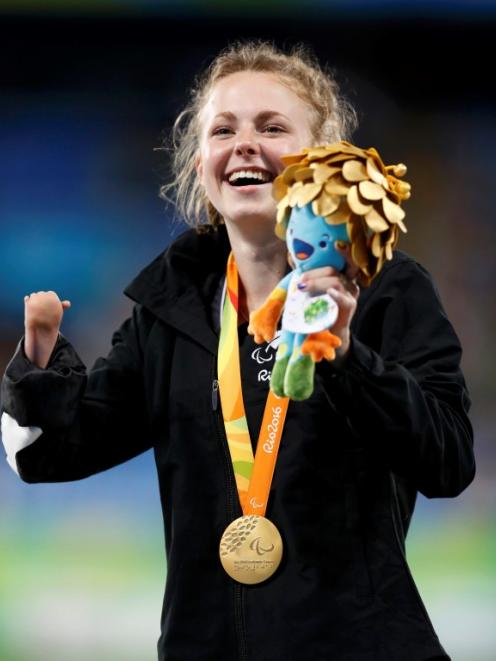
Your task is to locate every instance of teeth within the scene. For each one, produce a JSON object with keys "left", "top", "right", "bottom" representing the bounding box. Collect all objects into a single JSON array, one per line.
[{"left": 228, "top": 170, "right": 271, "bottom": 183}]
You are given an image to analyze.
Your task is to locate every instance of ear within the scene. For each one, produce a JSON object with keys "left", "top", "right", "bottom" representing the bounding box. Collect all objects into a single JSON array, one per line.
[{"left": 195, "top": 153, "right": 203, "bottom": 185}]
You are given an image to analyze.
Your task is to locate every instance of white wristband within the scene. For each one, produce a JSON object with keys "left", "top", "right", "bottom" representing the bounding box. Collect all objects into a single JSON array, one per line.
[{"left": 1, "top": 412, "right": 43, "bottom": 475}]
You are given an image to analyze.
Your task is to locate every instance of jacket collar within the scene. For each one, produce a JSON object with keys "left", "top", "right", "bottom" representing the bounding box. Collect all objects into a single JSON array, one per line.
[
  {"left": 124, "top": 225, "right": 231, "bottom": 354},
  {"left": 124, "top": 222, "right": 407, "bottom": 354}
]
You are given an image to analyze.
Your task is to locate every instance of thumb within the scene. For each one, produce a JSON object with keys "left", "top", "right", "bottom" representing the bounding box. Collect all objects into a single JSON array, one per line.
[{"left": 61, "top": 300, "right": 72, "bottom": 309}]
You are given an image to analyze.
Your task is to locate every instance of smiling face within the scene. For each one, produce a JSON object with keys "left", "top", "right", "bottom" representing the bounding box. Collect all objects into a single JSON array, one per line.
[
  {"left": 196, "top": 71, "right": 315, "bottom": 228},
  {"left": 287, "top": 204, "right": 349, "bottom": 273}
]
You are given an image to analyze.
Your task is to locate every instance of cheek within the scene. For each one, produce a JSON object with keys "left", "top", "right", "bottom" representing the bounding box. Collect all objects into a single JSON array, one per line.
[
  {"left": 298, "top": 130, "right": 315, "bottom": 151},
  {"left": 201, "top": 144, "right": 227, "bottom": 185},
  {"left": 294, "top": 118, "right": 316, "bottom": 151}
]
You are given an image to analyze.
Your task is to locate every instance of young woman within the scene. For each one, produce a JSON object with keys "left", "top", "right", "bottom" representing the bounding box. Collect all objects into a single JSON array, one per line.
[{"left": 1, "top": 42, "right": 475, "bottom": 661}]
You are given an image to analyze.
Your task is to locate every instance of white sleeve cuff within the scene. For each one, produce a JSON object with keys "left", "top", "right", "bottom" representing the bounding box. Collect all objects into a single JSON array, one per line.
[{"left": 1, "top": 412, "right": 43, "bottom": 475}]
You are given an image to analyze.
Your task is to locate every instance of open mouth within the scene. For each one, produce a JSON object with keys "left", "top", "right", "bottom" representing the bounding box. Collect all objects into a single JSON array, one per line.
[
  {"left": 227, "top": 168, "right": 274, "bottom": 187},
  {"left": 293, "top": 238, "right": 314, "bottom": 260}
]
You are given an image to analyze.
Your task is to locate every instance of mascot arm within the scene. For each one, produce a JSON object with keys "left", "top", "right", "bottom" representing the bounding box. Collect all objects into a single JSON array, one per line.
[{"left": 248, "top": 273, "right": 291, "bottom": 344}]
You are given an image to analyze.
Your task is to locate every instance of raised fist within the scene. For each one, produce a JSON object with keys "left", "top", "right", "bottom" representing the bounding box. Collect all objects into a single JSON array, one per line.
[{"left": 24, "top": 291, "right": 71, "bottom": 333}]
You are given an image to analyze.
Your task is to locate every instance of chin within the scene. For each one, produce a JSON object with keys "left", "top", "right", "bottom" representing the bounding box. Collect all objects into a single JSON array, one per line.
[
  {"left": 227, "top": 208, "right": 277, "bottom": 227},
  {"left": 223, "top": 199, "right": 277, "bottom": 226}
]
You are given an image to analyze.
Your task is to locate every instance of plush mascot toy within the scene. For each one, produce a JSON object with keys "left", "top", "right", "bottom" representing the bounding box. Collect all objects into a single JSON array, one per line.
[{"left": 248, "top": 141, "right": 411, "bottom": 401}]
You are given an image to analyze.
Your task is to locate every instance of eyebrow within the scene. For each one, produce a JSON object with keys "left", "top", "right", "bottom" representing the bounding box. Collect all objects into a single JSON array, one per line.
[{"left": 212, "top": 110, "right": 290, "bottom": 122}]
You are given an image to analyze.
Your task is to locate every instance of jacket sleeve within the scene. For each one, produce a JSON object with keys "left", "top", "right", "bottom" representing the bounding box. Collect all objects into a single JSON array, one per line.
[
  {"left": 0, "top": 304, "right": 154, "bottom": 483},
  {"left": 317, "top": 257, "right": 475, "bottom": 499}
]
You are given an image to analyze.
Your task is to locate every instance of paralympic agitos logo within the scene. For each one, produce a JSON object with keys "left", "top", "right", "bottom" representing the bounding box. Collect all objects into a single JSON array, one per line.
[{"left": 249, "top": 537, "right": 275, "bottom": 556}]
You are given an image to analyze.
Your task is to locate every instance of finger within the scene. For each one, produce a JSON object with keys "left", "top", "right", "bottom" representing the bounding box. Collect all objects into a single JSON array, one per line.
[
  {"left": 327, "top": 287, "right": 354, "bottom": 308},
  {"left": 303, "top": 274, "right": 356, "bottom": 296},
  {"left": 334, "top": 241, "right": 360, "bottom": 280},
  {"left": 300, "top": 266, "right": 340, "bottom": 283},
  {"left": 62, "top": 300, "right": 71, "bottom": 308},
  {"left": 328, "top": 284, "right": 360, "bottom": 308},
  {"left": 336, "top": 273, "right": 360, "bottom": 297},
  {"left": 345, "top": 280, "right": 360, "bottom": 299},
  {"left": 302, "top": 277, "right": 341, "bottom": 295}
]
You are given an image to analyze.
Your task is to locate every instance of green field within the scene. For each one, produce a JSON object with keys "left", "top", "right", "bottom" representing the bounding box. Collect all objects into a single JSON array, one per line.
[{"left": 1, "top": 512, "right": 494, "bottom": 661}]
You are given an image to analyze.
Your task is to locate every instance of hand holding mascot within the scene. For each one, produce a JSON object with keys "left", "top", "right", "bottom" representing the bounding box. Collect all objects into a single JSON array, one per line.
[{"left": 248, "top": 141, "right": 411, "bottom": 401}]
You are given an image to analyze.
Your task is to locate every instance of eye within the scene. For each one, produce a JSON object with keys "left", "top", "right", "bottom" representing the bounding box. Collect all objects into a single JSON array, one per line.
[
  {"left": 263, "top": 125, "right": 284, "bottom": 134},
  {"left": 212, "top": 126, "right": 233, "bottom": 137},
  {"left": 319, "top": 234, "right": 329, "bottom": 249},
  {"left": 288, "top": 228, "right": 293, "bottom": 235}
]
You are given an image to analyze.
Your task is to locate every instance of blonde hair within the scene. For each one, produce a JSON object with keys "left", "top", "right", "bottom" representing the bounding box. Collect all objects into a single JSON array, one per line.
[{"left": 159, "top": 40, "right": 358, "bottom": 229}]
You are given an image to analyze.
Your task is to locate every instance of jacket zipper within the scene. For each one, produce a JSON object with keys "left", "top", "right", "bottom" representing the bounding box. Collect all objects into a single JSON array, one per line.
[{"left": 211, "top": 368, "right": 249, "bottom": 661}]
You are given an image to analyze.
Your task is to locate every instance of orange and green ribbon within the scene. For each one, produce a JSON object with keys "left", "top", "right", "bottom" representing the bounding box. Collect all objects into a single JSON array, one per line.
[{"left": 218, "top": 253, "right": 289, "bottom": 515}]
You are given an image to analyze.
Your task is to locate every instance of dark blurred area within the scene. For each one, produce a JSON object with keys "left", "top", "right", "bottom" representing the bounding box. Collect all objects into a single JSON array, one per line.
[
  {"left": 0, "top": 3, "right": 495, "bottom": 659},
  {"left": 1, "top": 5, "right": 494, "bottom": 438}
]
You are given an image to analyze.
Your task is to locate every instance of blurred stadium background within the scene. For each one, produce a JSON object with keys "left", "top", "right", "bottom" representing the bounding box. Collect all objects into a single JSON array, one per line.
[{"left": 0, "top": 1, "right": 495, "bottom": 659}]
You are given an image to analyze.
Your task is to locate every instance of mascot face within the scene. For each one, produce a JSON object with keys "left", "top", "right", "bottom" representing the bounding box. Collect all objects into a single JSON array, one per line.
[{"left": 286, "top": 203, "right": 349, "bottom": 273}]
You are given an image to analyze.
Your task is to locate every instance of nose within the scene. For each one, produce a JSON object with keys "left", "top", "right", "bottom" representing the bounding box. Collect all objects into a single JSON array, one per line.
[{"left": 235, "top": 127, "right": 260, "bottom": 157}]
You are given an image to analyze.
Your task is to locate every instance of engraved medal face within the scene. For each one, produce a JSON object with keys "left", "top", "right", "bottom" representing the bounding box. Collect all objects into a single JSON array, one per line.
[{"left": 219, "top": 515, "right": 283, "bottom": 585}]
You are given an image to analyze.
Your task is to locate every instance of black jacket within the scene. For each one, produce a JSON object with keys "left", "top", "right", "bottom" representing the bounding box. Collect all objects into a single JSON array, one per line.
[{"left": 1, "top": 226, "right": 475, "bottom": 661}]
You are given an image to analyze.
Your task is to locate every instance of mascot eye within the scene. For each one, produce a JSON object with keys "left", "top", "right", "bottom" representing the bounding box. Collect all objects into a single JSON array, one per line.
[
  {"left": 319, "top": 240, "right": 327, "bottom": 249},
  {"left": 289, "top": 228, "right": 293, "bottom": 236}
]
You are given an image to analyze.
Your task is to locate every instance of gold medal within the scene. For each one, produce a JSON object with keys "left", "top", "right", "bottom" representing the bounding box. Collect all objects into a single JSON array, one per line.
[
  {"left": 218, "top": 256, "right": 289, "bottom": 584},
  {"left": 219, "top": 515, "right": 283, "bottom": 585}
]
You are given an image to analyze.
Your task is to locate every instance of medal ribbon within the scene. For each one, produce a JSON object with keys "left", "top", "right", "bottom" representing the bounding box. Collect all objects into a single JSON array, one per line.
[{"left": 218, "top": 252, "right": 289, "bottom": 516}]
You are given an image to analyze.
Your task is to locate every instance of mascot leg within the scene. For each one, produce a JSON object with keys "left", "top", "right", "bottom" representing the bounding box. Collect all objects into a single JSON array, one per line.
[
  {"left": 284, "top": 333, "right": 314, "bottom": 401},
  {"left": 301, "top": 330, "right": 341, "bottom": 362},
  {"left": 270, "top": 329, "right": 294, "bottom": 397}
]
